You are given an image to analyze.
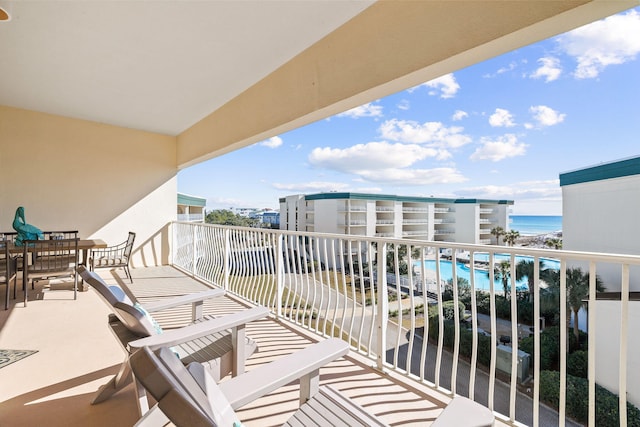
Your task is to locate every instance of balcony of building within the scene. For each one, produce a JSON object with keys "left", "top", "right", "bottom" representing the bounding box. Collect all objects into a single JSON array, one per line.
[
  {"left": 2, "top": 223, "right": 639, "bottom": 426},
  {"left": 2, "top": 2, "right": 639, "bottom": 426}
]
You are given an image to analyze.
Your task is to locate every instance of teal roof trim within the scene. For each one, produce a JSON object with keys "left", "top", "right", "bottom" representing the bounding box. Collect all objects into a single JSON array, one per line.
[
  {"left": 560, "top": 156, "right": 640, "bottom": 186},
  {"left": 177, "top": 193, "right": 206, "bottom": 207},
  {"left": 303, "top": 192, "right": 512, "bottom": 205}
]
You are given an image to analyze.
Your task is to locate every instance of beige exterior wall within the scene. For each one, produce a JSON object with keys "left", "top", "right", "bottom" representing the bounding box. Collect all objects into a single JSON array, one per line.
[
  {"left": 594, "top": 300, "right": 640, "bottom": 407},
  {"left": 0, "top": 105, "right": 177, "bottom": 266},
  {"left": 563, "top": 175, "right": 640, "bottom": 292},
  {"left": 562, "top": 172, "right": 640, "bottom": 407}
]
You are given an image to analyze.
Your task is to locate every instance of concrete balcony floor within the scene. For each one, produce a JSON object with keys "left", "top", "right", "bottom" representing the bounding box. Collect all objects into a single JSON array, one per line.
[{"left": 0, "top": 266, "right": 507, "bottom": 426}]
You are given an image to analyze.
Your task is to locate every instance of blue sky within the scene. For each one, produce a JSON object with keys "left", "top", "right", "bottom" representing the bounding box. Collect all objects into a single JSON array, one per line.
[{"left": 178, "top": 8, "right": 640, "bottom": 216}]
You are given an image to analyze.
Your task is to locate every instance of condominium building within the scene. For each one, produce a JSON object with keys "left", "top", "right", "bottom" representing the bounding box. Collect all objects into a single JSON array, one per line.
[
  {"left": 177, "top": 193, "right": 206, "bottom": 223},
  {"left": 560, "top": 156, "right": 640, "bottom": 406},
  {"left": 280, "top": 192, "right": 512, "bottom": 245}
]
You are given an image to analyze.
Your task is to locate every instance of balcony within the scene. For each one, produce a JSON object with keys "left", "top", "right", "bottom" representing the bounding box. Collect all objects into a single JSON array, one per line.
[
  {"left": 3, "top": 223, "right": 639, "bottom": 427},
  {"left": 376, "top": 219, "right": 395, "bottom": 225},
  {"left": 177, "top": 213, "right": 204, "bottom": 222},
  {"left": 434, "top": 208, "right": 452, "bottom": 214},
  {"left": 169, "top": 223, "right": 640, "bottom": 426},
  {"left": 402, "top": 230, "right": 429, "bottom": 237},
  {"left": 403, "top": 219, "right": 429, "bottom": 224},
  {"left": 434, "top": 229, "right": 455, "bottom": 235},
  {"left": 433, "top": 218, "right": 455, "bottom": 224}
]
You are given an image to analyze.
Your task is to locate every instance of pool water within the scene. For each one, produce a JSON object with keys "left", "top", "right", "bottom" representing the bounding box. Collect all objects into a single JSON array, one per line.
[{"left": 417, "top": 255, "right": 560, "bottom": 292}]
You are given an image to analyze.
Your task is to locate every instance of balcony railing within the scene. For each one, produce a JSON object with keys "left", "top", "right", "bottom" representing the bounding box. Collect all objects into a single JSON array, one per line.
[
  {"left": 176, "top": 213, "right": 204, "bottom": 222},
  {"left": 172, "top": 222, "right": 640, "bottom": 427},
  {"left": 403, "top": 219, "right": 429, "bottom": 224}
]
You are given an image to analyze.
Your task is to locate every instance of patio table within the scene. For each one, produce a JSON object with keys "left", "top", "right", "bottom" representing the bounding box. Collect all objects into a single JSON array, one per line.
[{"left": 7, "top": 239, "right": 107, "bottom": 291}]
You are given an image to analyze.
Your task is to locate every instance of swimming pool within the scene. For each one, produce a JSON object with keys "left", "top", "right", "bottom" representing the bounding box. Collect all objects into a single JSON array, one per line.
[{"left": 417, "top": 255, "right": 560, "bottom": 292}]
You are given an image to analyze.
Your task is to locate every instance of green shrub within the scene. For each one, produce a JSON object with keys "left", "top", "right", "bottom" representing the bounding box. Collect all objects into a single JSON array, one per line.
[
  {"left": 425, "top": 316, "right": 493, "bottom": 367},
  {"left": 519, "top": 325, "right": 560, "bottom": 371},
  {"left": 567, "top": 350, "right": 588, "bottom": 379},
  {"left": 539, "top": 370, "right": 640, "bottom": 426},
  {"left": 428, "top": 301, "right": 465, "bottom": 321}
]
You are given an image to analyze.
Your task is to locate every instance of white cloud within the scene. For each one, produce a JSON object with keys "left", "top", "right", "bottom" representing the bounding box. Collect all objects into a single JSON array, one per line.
[
  {"left": 272, "top": 181, "right": 350, "bottom": 193},
  {"left": 355, "top": 187, "right": 383, "bottom": 193},
  {"left": 397, "top": 99, "right": 410, "bottom": 111},
  {"left": 488, "top": 108, "right": 516, "bottom": 127},
  {"left": 455, "top": 180, "right": 561, "bottom": 214},
  {"left": 529, "top": 105, "right": 566, "bottom": 127},
  {"left": 308, "top": 141, "right": 442, "bottom": 172},
  {"left": 409, "top": 73, "right": 460, "bottom": 98},
  {"left": 337, "top": 102, "right": 383, "bottom": 119},
  {"left": 482, "top": 60, "right": 525, "bottom": 78},
  {"left": 378, "top": 119, "right": 471, "bottom": 149},
  {"left": 452, "top": 110, "right": 468, "bottom": 121},
  {"left": 259, "top": 136, "right": 283, "bottom": 149},
  {"left": 530, "top": 56, "right": 562, "bottom": 82},
  {"left": 470, "top": 134, "right": 528, "bottom": 162},
  {"left": 357, "top": 167, "right": 467, "bottom": 186},
  {"left": 557, "top": 10, "right": 640, "bottom": 79},
  {"left": 307, "top": 141, "right": 466, "bottom": 186}
]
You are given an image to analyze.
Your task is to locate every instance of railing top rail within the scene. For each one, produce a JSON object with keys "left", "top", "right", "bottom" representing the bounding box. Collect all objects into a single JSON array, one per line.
[{"left": 172, "top": 221, "right": 640, "bottom": 265}]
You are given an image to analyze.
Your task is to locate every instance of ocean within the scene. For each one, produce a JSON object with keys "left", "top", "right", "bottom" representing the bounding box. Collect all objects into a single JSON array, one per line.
[{"left": 509, "top": 215, "right": 562, "bottom": 236}]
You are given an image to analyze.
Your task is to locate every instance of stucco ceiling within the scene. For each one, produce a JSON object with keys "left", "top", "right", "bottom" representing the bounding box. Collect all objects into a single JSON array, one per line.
[
  {"left": 0, "top": 1, "right": 373, "bottom": 135},
  {"left": 0, "top": 0, "right": 636, "bottom": 145}
]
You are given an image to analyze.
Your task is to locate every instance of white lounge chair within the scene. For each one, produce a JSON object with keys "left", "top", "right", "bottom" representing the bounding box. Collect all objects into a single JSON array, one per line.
[
  {"left": 77, "top": 266, "right": 269, "bottom": 415},
  {"left": 130, "top": 338, "right": 495, "bottom": 427}
]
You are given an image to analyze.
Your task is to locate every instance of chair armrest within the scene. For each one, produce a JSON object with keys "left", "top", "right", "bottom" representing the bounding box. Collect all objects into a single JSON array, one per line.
[
  {"left": 128, "top": 307, "right": 269, "bottom": 351},
  {"left": 430, "top": 396, "right": 495, "bottom": 427},
  {"left": 143, "top": 288, "right": 226, "bottom": 313},
  {"left": 218, "top": 338, "right": 349, "bottom": 409}
]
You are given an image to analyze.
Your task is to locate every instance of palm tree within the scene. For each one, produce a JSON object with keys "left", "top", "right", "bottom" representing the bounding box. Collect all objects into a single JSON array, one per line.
[
  {"left": 540, "top": 267, "right": 605, "bottom": 341},
  {"left": 566, "top": 267, "right": 605, "bottom": 341},
  {"left": 494, "top": 260, "right": 511, "bottom": 299},
  {"left": 490, "top": 226, "right": 505, "bottom": 245},
  {"left": 545, "top": 237, "right": 563, "bottom": 249},
  {"left": 503, "top": 230, "right": 520, "bottom": 246},
  {"left": 515, "top": 259, "right": 544, "bottom": 301}
]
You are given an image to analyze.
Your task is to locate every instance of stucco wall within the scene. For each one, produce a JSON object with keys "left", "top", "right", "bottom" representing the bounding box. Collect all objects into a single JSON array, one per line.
[
  {"left": 0, "top": 105, "right": 177, "bottom": 267},
  {"left": 454, "top": 204, "right": 478, "bottom": 244},
  {"left": 594, "top": 300, "right": 640, "bottom": 407},
  {"left": 563, "top": 175, "right": 640, "bottom": 292},
  {"left": 563, "top": 173, "right": 640, "bottom": 407}
]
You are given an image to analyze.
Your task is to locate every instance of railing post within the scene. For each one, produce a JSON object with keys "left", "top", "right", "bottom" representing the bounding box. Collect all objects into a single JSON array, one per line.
[
  {"left": 276, "top": 233, "right": 284, "bottom": 319},
  {"left": 376, "top": 242, "right": 388, "bottom": 371},
  {"left": 223, "top": 228, "right": 230, "bottom": 291},
  {"left": 192, "top": 224, "right": 198, "bottom": 278}
]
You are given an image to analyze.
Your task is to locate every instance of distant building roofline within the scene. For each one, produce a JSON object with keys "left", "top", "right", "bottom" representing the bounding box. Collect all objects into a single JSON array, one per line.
[
  {"left": 177, "top": 192, "right": 206, "bottom": 207},
  {"left": 560, "top": 155, "right": 640, "bottom": 187},
  {"left": 290, "top": 192, "right": 513, "bottom": 205}
]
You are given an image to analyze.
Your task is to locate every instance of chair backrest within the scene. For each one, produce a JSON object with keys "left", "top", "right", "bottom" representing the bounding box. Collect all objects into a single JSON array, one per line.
[
  {"left": 130, "top": 346, "right": 239, "bottom": 427},
  {"left": 1, "top": 240, "right": 17, "bottom": 279},
  {"left": 123, "top": 232, "right": 136, "bottom": 259},
  {"left": 77, "top": 265, "right": 157, "bottom": 337},
  {"left": 24, "top": 237, "right": 79, "bottom": 275},
  {"left": 42, "top": 230, "right": 78, "bottom": 240}
]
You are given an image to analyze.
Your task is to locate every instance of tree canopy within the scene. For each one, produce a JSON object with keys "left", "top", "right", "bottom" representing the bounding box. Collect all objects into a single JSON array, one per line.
[{"left": 205, "top": 209, "right": 258, "bottom": 227}]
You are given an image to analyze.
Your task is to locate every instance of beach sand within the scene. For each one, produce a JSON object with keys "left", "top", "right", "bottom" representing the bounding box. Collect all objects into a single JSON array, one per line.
[{"left": 514, "top": 231, "right": 562, "bottom": 249}]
